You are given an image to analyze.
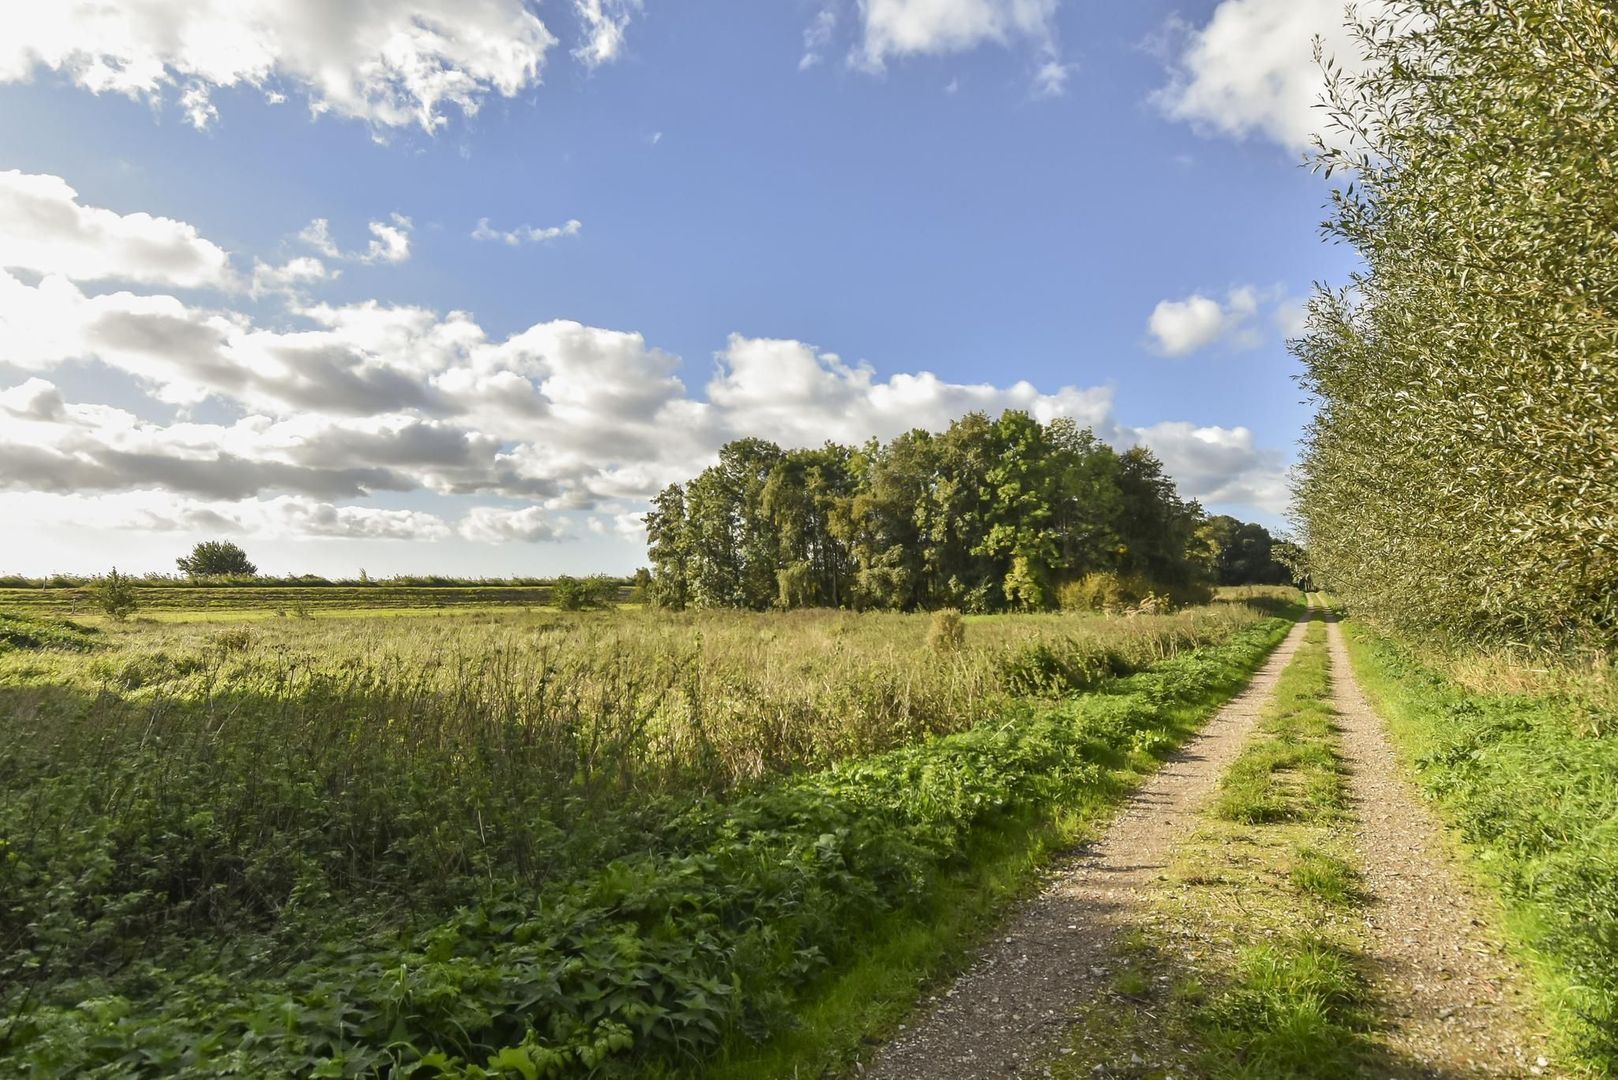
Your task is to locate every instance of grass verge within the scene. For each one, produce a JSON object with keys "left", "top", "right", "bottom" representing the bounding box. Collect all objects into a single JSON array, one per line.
[{"left": 1341, "top": 623, "right": 1618, "bottom": 1074}]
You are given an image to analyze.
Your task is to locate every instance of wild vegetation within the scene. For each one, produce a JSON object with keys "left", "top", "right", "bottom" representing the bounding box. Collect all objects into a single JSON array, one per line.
[
  {"left": 0, "top": 597, "right": 1295, "bottom": 1076},
  {"left": 646, "top": 411, "right": 1292, "bottom": 613},
  {"left": 1294, "top": 0, "right": 1618, "bottom": 650}
]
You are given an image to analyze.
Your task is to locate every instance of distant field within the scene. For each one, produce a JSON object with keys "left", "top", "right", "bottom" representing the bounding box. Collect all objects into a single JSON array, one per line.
[{"left": 0, "top": 583, "right": 629, "bottom": 617}]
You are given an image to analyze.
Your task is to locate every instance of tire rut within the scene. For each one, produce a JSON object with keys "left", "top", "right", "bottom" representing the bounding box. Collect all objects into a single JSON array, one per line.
[{"left": 1326, "top": 614, "right": 1556, "bottom": 1077}]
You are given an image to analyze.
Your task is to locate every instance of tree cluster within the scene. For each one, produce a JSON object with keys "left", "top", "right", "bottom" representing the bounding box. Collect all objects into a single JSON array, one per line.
[
  {"left": 1295, "top": 1, "right": 1618, "bottom": 648},
  {"left": 645, "top": 411, "right": 1282, "bottom": 612}
]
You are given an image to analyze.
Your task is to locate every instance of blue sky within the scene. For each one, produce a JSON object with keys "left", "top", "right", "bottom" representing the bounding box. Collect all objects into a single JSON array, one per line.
[{"left": 0, "top": 0, "right": 1365, "bottom": 577}]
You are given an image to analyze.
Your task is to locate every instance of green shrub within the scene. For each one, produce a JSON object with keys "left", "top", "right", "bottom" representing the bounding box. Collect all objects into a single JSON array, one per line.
[
  {"left": 87, "top": 568, "right": 138, "bottom": 621},
  {"left": 552, "top": 575, "right": 619, "bottom": 611}
]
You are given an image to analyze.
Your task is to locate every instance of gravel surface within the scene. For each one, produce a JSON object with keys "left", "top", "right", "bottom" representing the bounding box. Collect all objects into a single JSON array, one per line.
[
  {"left": 1326, "top": 614, "right": 1557, "bottom": 1078},
  {"left": 864, "top": 617, "right": 1313, "bottom": 1080}
]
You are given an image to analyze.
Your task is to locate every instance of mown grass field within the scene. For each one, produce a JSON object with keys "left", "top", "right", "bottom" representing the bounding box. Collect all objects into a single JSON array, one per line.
[{"left": 0, "top": 591, "right": 1299, "bottom": 1077}]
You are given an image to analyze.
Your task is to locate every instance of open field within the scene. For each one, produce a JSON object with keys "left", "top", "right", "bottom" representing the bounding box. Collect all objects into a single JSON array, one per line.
[
  {"left": 0, "top": 583, "right": 631, "bottom": 618},
  {"left": 0, "top": 594, "right": 1299, "bottom": 1077}
]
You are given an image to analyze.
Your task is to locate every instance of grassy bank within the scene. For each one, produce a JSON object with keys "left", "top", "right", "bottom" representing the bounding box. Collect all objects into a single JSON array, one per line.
[
  {"left": 1342, "top": 624, "right": 1618, "bottom": 1072},
  {"left": 0, "top": 601, "right": 1296, "bottom": 1076}
]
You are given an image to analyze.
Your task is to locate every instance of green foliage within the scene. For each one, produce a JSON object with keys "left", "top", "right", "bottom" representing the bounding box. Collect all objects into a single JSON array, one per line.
[
  {"left": 176, "top": 540, "right": 259, "bottom": 578},
  {"left": 87, "top": 567, "right": 139, "bottom": 621},
  {"left": 1294, "top": 1, "right": 1618, "bottom": 649},
  {"left": 1346, "top": 625, "right": 1618, "bottom": 1070},
  {"left": 0, "top": 611, "right": 99, "bottom": 653},
  {"left": 551, "top": 575, "right": 620, "bottom": 611},
  {"left": 1202, "top": 515, "right": 1295, "bottom": 587},
  {"left": 0, "top": 606, "right": 1289, "bottom": 1077},
  {"left": 647, "top": 412, "right": 1227, "bottom": 614}
]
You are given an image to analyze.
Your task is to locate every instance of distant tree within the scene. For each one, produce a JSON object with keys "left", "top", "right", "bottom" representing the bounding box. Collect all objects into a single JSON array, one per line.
[
  {"left": 88, "top": 567, "right": 139, "bottom": 621},
  {"left": 1204, "top": 515, "right": 1294, "bottom": 586},
  {"left": 177, "top": 540, "right": 258, "bottom": 578}
]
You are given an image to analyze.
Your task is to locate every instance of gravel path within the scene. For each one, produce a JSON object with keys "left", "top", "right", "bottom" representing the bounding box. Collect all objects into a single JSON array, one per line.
[
  {"left": 864, "top": 615, "right": 1314, "bottom": 1080},
  {"left": 1325, "top": 614, "right": 1557, "bottom": 1077}
]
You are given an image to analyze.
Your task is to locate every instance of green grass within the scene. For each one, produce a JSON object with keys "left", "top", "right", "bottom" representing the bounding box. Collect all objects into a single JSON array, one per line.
[
  {"left": 1342, "top": 623, "right": 1618, "bottom": 1073},
  {"left": 0, "top": 602, "right": 1297, "bottom": 1077}
]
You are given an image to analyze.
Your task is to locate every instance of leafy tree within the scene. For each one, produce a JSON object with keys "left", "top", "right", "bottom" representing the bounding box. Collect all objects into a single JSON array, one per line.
[
  {"left": 1294, "top": 0, "right": 1618, "bottom": 648},
  {"left": 646, "top": 411, "right": 1222, "bottom": 612},
  {"left": 176, "top": 540, "right": 258, "bottom": 578},
  {"left": 1204, "top": 515, "right": 1294, "bottom": 586},
  {"left": 88, "top": 567, "right": 138, "bottom": 621}
]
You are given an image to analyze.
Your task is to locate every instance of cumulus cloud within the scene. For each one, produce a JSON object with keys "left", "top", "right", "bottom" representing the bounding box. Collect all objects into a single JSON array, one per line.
[
  {"left": 472, "top": 217, "right": 582, "bottom": 246},
  {"left": 0, "top": 172, "right": 1292, "bottom": 541},
  {"left": 0, "top": 490, "right": 454, "bottom": 541},
  {"left": 291, "top": 215, "right": 412, "bottom": 265},
  {"left": 1146, "top": 285, "right": 1276, "bottom": 357},
  {"left": 707, "top": 334, "right": 1113, "bottom": 449},
  {"left": 574, "top": 0, "right": 642, "bottom": 68},
  {"left": 808, "top": 0, "right": 1070, "bottom": 96},
  {"left": 250, "top": 255, "right": 333, "bottom": 297},
  {"left": 0, "top": 170, "right": 233, "bottom": 288},
  {"left": 1152, "top": 0, "right": 1371, "bottom": 150},
  {"left": 459, "top": 505, "right": 566, "bottom": 543},
  {"left": 1121, "top": 421, "right": 1290, "bottom": 515},
  {"left": 0, "top": 0, "right": 558, "bottom": 132}
]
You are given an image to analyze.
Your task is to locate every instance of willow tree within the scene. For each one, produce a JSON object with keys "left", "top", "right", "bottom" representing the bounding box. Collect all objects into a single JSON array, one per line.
[{"left": 1294, "top": 0, "right": 1618, "bottom": 648}]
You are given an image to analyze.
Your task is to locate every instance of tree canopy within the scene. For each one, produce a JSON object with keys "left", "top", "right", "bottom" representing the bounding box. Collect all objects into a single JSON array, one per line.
[
  {"left": 645, "top": 411, "right": 1282, "bottom": 612},
  {"left": 176, "top": 540, "right": 258, "bottom": 578},
  {"left": 1294, "top": 0, "right": 1618, "bottom": 648}
]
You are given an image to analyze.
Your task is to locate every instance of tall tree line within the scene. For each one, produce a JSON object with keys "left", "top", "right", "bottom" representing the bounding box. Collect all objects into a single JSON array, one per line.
[
  {"left": 1294, "top": 1, "right": 1617, "bottom": 648},
  {"left": 645, "top": 411, "right": 1282, "bottom": 612}
]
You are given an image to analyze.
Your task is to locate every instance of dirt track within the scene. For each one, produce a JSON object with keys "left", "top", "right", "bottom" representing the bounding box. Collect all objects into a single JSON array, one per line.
[
  {"left": 864, "top": 608, "right": 1556, "bottom": 1079},
  {"left": 866, "top": 616, "right": 1313, "bottom": 1079}
]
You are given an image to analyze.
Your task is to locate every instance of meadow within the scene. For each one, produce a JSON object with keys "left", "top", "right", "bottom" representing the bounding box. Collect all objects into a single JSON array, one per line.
[{"left": 0, "top": 593, "right": 1297, "bottom": 1076}]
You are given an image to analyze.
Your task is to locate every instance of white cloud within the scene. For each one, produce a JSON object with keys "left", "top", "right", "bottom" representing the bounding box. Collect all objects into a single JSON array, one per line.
[
  {"left": 800, "top": 7, "right": 838, "bottom": 70},
  {"left": 0, "top": 0, "right": 558, "bottom": 132},
  {"left": 707, "top": 334, "right": 1113, "bottom": 448},
  {"left": 574, "top": 0, "right": 642, "bottom": 68},
  {"left": 1032, "top": 59, "right": 1073, "bottom": 98},
  {"left": 0, "top": 170, "right": 232, "bottom": 289},
  {"left": 472, "top": 217, "right": 583, "bottom": 246},
  {"left": 250, "top": 255, "right": 333, "bottom": 297},
  {"left": 857, "top": 0, "right": 1061, "bottom": 66},
  {"left": 298, "top": 218, "right": 340, "bottom": 257},
  {"left": 0, "top": 171, "right": 1292, "bottom": 542},
  {"left": 1122, "top": 421, "right": 1290, "bottom": 515},
  {"left": 1152, "top": 0, "right": 1371, "bottom": 149},
  {"left": 294, "top": 214, "right": 412, "bottom": 264},
  {"left": 1146, "top": 285, "right": 1270, "bottom": 357},
  {"left": 362, "top": 214, "right": 413, "bottom": 264},
  {"left": 459, "top": 505, "right": 566, "bottom": 543},
  {"left": 808, "top": 0, "right": 1069, "bottom": 96},
  {"left": 0, "top": 490, "right": 454, "bottom": 541}
]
